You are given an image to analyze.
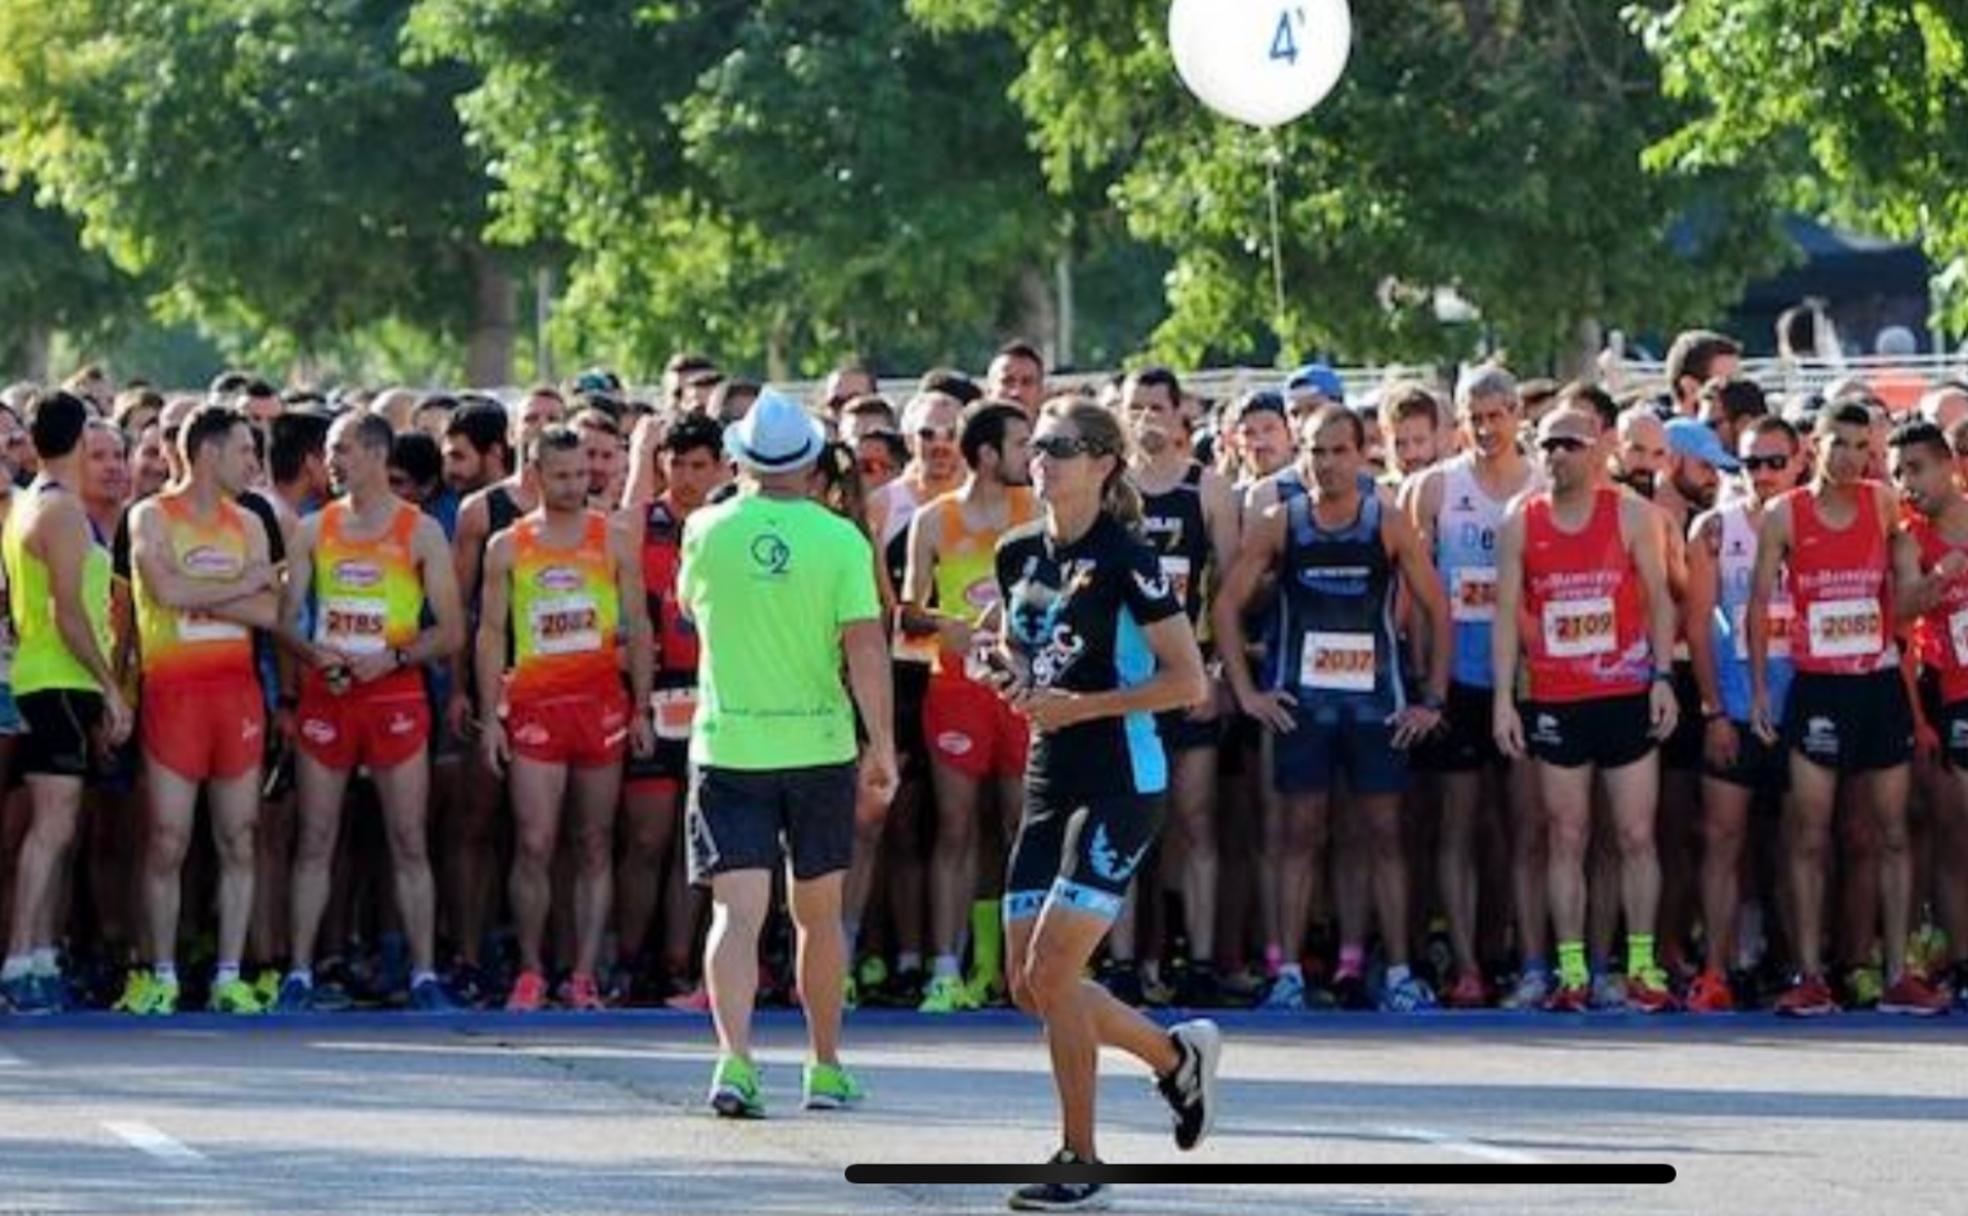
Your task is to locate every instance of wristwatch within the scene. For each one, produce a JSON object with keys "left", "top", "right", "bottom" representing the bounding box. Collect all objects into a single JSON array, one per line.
[
  {"left": 392, "top": 646, "right": 409, "bottom": 670},
  {"left": 1420, "top": 692, "right": 1446, "bottom": 711}
]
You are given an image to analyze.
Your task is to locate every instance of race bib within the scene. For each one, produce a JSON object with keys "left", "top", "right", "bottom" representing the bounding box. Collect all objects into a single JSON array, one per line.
[
  {"left": 1450, "top": 566, "right": 1497, "bottom": 624},
  {"left": 1731, "top": 602, "right": 1792, "bottom": 661},
  {"left": 962, "top": 576, "right": 1000, "bottom": 614},
  {"left": 318, "top": 596, "right": 388, "bottom": 654},
  {"left": 1541, "top": 597, "right": 1616, "bottom": 658},
  {"left": 1159, "top": 555, "right": 1193, "bottom": 608},
  {"left": 1949, "top": 608, "right": 1968, "bottom": 670},
  {"left": 1806, "top": 598, "right": 1883, "bottom": 659},
  {"left": 1299, "top": 631, "right": 1376, "bottom": 693},
  {"left": 528, "top": 594, "right": 602, "bottom": 656},
  {"left": 651, "top": 688, "right": 698, "bottom": 741},
  {"left": 179, "top": 611, "right": 246, "bottom": 644}
]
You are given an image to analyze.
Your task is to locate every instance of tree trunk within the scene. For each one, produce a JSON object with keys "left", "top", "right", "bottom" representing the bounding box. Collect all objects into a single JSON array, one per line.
[
  {"left": 1054, "top": 249, "right": 1075, "bottom": 371},
  {"left": 21, "top": 324, "right": 50, "bottom": 382},
  {"left": 1014, "top": 262, "right": 1057, "bottom": 366},
  {"left": 465, "top": 249, "right": 518, "bottom": 389}
]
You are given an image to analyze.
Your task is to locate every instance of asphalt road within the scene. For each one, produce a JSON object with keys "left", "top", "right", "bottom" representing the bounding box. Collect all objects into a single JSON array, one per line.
[{"left": 0, "top": 1009, "right": 1962, "bottom": 1214}]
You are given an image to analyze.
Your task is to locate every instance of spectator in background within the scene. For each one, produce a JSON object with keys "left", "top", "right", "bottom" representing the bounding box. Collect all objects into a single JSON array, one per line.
[
  {"left": 838, "top": 396, "right": 898, "bottom": 443},
  {"left": 412, "top": 393, "right": 458, "bottom": 443},
  {"left": 662, "top": 354, "right": 718, "bottom": 414},
  {"left": 1284, "top": 362, "right": 1344, "bottom": 421},
  {"left": 823, "top": 364, "right": 878, "bottom": 417},
  {"left": 985, "top": 341, "right": 1047, "bottom": 419},
  {"left": 1379, "top": 381, "right": 1446, "bottom": 479},
  {"left": 112, "top": 388, "right": 164, "bottom": 439},
  {"left": 239, "top": 379, "right": 284, "bottom": 428},
  {"left": 918, "top": 368, "right": 982, "bottom": 407},
  {"left": 62, "top": 365, "right": 114, "bottom": 414},
  {"left": 1919, "top": 382, "right": 1968, "bottom": 433},
  {"left": 708, "top": 379, "right": 760, "bottom": 425},
  {"left": 131, "top": 423, "right": 172, "bottom": 501},
  {"left": 371, "top": 388, "right": 421, "bottom": 435},
  {"left": 1698, "top": 376, "right": 1770, "bottom": 456},
  {"left": 1520, "top": 378, "right": 1561, "bottom": 428},
  {"left": 680, "top": 369, "right": 726, "bottom": 417},
  {"left": 1663, "top": 330, "right": 1743, "bottom": 418},
  {"left": 854, "top": 431, "right": 906, "bottom": 493}
]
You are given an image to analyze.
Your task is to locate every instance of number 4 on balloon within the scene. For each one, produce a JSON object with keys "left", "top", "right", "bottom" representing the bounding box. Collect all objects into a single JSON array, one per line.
[{"left": 1270, "top": 7, "right": 1308, "bottom": 66}]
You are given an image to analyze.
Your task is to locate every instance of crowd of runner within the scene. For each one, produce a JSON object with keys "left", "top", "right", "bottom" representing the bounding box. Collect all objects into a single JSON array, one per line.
[{"left": 0, "top": 332, "right": 1965, "bottom": 1019}]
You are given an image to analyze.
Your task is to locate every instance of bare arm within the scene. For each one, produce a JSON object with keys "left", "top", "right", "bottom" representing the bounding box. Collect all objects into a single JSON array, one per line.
[
  {"left": 1490, "top": 507, "right": 1527, "bottom": 703},
  {"left": 277, "top": 514, "right": 322, "bottom": 661},
  {"left": 129, "top": 501, "right": 271, "bottom": 612},
  {"left": 1208, "top": 505, "right": 1285, "bottom": 707},
  {"left": 1627, "top": 497, "right": 1678, "bottom": 676},
  {"left": 613, "top": 518, "right": 655, "bottom": 710},
  {"left": 1386, "top": 508, "right": 1450, "bottom": 704},
  {"left": 844, "top": 617, "right": 894, "bottom": 756},
  {"left": 409, "top": 516, "right": 465, "bottom": 665},
  {"left": 1684, "top": 512, "right": 1726, "bottom": 714},
  {"left": 1200, "top": 467, "right": 1240, "bottom": 596},
  {"left": 474, "top": 532, "right": 514, "bottom": 732},
  {"left": 203, "top": 507, "right": 280, "bottom": 631},
  {"left": 1746, "top": 501, "right": 1792, "bottom": 709}
]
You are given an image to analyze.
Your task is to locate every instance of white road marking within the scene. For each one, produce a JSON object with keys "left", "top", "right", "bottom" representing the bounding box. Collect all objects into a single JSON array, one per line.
[
  {"left": 1377, "top": 1124, "right": 1544, "bottom": 1165},
  {"left": 102, "top": 1120, "right": 206, "bottom": 1164},
  {"left": 0, "top": 1046, "right": 24, "bottom": 1067}
]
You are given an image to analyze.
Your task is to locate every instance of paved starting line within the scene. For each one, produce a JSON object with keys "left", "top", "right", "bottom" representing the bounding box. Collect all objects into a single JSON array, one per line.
[{"left": 102, "top": 1119, "right": 206, "bottom": 1164}]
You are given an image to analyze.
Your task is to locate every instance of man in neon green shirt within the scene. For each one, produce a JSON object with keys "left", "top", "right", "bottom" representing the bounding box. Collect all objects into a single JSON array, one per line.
[{"left": 680, "top": 389, "right": 896, "bottom": 1118}]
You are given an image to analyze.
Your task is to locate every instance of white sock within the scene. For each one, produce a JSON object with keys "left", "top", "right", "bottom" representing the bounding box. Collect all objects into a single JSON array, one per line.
[
  {"left": 1385, "top": 964, "right": 1411, "bottom": 987},
  {"left": 411, "top": 969, "right": 437, "bottom": 988},
  {"left": 1, "top": 956, "right": 29, "bottom": 982},
  {"left": 932, "top": 954, "right": 962, "bottom": 980},
  {"left": 1278, "top": 963, "right": 1304, "bottom": 982},
  {"left": 213, "top": 963, "right": 238, "bottom": 986},
  {"left": 154, "top": 962, "right": 180, "bottom": 985},
  {"left": 843, "top": 920, "right": 860, "bottom": 954},
  {"left": 288, "top": 967, "right": 313, "bottom": 988},
  {"left": 896, "top": 952, "right": 922, "bottom": 974},
  {"left": 30, "top": 948, "right": 58, "bottom": 977}
]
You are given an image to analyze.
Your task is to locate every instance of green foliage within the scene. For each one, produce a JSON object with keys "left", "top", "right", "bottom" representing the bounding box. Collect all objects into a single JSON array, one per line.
[
  {"left": 0, "top": 0, "right": 491, "bottom": 367},
  {"left": 913, "top": 0, "right": 1789, "bottom": 369},
  {"left": 1639, "top": 0, "right": 1968, "bottom": 332},
  {"left": 0, "top": 182, "right": 140, "bottom": 369}
]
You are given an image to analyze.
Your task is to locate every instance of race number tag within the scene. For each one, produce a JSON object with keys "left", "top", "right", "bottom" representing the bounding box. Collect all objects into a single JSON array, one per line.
[
  {"left": 179, "top": 611, "right": 246, "bottom": 644},
  {"left": 529, "top": 595, "right": 602, "bottom": 655},
  {"left": 651, "top": 688, "right": 698, "bottom": 741},
  {"left": 1541, "top": 597, "right": 1616, "bottom": 658},
  {"left": 319, "top": 596, "right": 388, "bottom": 654},
  {"left": 1299, "top": 631, "right": 1376, "bottom": 693},
  {"left": 1731, "top": 601, "right": 1792, "bottom": 661},
  {"left": 1450, "top": 566, "right": 1497, "bottom": 623},
  {"left": 1159, "top": 555, "right": 1193, "bottom": 607},
  {"left": 1948, "top": 609, "right": 1968, "bottom": 670},
  {"left": 1806, "top": 598, "right": 1883, "bottom": 659}
]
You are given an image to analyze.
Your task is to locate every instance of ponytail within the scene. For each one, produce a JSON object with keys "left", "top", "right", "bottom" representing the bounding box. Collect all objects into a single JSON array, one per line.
[{"left": 1100, "top": 463, "right": 1144, "bottom": 530}]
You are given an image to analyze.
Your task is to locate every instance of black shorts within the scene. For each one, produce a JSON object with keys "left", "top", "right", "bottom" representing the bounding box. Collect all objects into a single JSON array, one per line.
[
  {"left": 896, "top": 660, "right": 931, "bottom": 772},
  {"left": 1660, "top": 664, "right": 1705, "bottom": 771},
  {"left": 1156, "top": 706, "right": 1222, "bottom": 753},
  {"left": 1272, "top": 703, "right": 1409, "bottom": 796},
  {"left": 625, "top": 685, "right": 696, "bottom": 790},
  {"left": 17, "top": 689, "right": 104, "bottom": 779},
  {"left": 1702, "top": 719, "right": 1790, "bottom": 791},
  {"left": 685, "top": 762, "right": 856, "bottom": 884},
  {"left": 1523, "top": 694, "right": 1656, "bottom": 771},
  {"left": 1412, "top": 682, "right": 1503, "bottom": 774},
  {"left": 1783, "top": 669, "right": 1912, "bottom": 776},
  {"left": 1005, "top": 787, "right": 1165, "bottom": 923}
]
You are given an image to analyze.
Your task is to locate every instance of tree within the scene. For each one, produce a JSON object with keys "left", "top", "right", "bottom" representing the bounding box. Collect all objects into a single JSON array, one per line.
[
  {"left": 0, "top": 182, "right": 141, "bottom": 379},
  {"left": 1638, "top": 0, "right": 1968, "bottom": 335},
  {"left": 912, "top": 0, "right": 1789, "bottom": 371},
  {"left": 0, "top": 0, "right": 515, "bottom": 384},
  {"left": 408, "top": 0, "right": 1071, "bottom": 378}
]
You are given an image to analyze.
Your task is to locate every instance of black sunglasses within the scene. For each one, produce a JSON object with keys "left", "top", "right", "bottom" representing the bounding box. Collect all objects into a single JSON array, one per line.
[
  {"left": 1741, "top": 454, "right": 1790, "bottom": 473},
  {"left": 915, "top": 426, "right": 957, "bottom": 444},
  {"left": 1033, "top": 435, "right": 1098, "bottom": 459},
  {"left": 1538, "top": 436, "right": 1589, "bottom": 454}
]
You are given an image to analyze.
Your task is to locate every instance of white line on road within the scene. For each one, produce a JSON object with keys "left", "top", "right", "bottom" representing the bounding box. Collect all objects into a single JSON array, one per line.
[
  {"left": 102, "top": 1120, "right": 206, "bottom": 1164},
  {"left": 0, "top": 1046, "right": 24, "bottom": 1067},
  {"left": 1378, "top": 1125, "right": 1544, "bottom": 1165}
]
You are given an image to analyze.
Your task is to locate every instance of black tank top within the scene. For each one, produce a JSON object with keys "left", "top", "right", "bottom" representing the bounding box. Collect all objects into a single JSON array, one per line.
[{"left": 1139, "top": 462, "right": 1211, "bottom": 622}]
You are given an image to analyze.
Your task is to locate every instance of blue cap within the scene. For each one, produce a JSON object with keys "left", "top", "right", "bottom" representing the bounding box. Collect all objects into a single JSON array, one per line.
[
  {"left": 1665, "top": 417, "right": 1740, "bottom": 473},
  {"left": 1284, "top": 362, "right": 1345, "bottom": 404}
]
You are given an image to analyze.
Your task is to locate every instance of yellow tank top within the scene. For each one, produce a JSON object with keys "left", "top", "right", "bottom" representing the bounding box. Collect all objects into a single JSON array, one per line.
[
  {"left": 134, "top": 494, "right": 256, "bottom": 687},
  {"left": 926, "top": 487, "right": 1036, "bottom": 675},
  {"left": 509, "top": 512, "right": 619, "bottom": 701},
  {"left": 312, "top": 500, "right": 424, "bottom": 697},
  {"left": 4, "top": 483, "right": 113, "bottom": 695}
]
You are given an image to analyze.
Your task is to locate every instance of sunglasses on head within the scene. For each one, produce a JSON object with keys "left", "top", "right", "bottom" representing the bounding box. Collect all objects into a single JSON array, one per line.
[
  {"left": 1033, "top": 435, "right": 1098, "bottom": 459},
  {"left": 1538, "top": 436, "right": 1589, "bottom": 454},
  {"left": 1741, "top": 454, "right": 1790, "bottom": 473}
]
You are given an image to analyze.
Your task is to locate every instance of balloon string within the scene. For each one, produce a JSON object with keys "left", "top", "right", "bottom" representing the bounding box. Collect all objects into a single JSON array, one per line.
[{"left": 1266, "top": 132, "right": 1286, "bottom": 348}]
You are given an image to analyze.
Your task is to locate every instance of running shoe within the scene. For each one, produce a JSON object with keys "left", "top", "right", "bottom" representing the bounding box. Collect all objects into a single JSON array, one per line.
[
  {"left": 208, "top": 977, "right": 262, "bottom": 1015},
  {"left": 448, "top": 963, "right": 490, "bottom": 1009},
  {"left": 1155, "top": 1019, "right": 1222, "bottom": 1152},
  {"left": 1685, "top": 969, "right": 1735, "bottom": 1014},
  {"left": 0, "top": 975, "right": 47, "bottom": 1015},
  {"left": 33, "top": 973, "right": 68, "bottom": 1013},
  {"left": 1953, "top": 964, "right": 1968, "bottom": 1013},
  {"left": 842, "top": 972, "right": 860, "bottom": 1011},
  {"left": 564, "top": 973, "right": 605, "bottom": 1012},
  {"left": 709, "top": 1054, "right": 765, "bottom": 1119},
  {"left": 113, "top": 969, "right": 154, "bottom": 1014},
  {"left": 1332, "top": 972, "right": 1373, "bottom": 1011},
  {"left": 1543, "top": 982, "right": 1590, "bottom": 1013},
  {"left": 506, "top": 970, "right": 548, "bottom": 1012},
  {"left": 802, "top": 1061, "right": 867, "bottom": 1111},
  {"left": 1908, "top": 924, "right": 1949, "bottom": 978},
  {"left": 130, "top": 975, "right": 180, "bottom": 1016},
  {"left": 308, "top": 981, "right": 353, "bottom": 1013},
  {"left": 1499, "top": 968, "right": 1553, "bottom": 1011},
  {"left": 272, "top": 975, "right": 315, "bottom": 1014},
  {"left": 253, "top": 969, "right": 281, "bottom": 1009},
  {"left": 1843, "top": 965, "right": 1882, "bottom": 1010},
  {"left": 1878, "top": 973, "right": 1949, "bottom": 1016},
  {"left": 1259, "top": 970, "right": 1306, "bottom": 1012},
  {"left": 1379, "top": 974, "right": 1438, "bottom": 1013},
  {"left": 666, "top": 983, "right": 712, "bottom": 1013},
  {"left": 968, "top": 968, "right": 1010, "bottom": 1009},
  {"left": 1588, "top": 971, "right": 1627, "bottom": 1011},
  {"left": 1624, "top": 968, "right": 1679, "bottom": 1014},
  {"left": 1216, "top": 966, "right": 1265, "bottom": 1007},
  {"left": 1773, "top": 974, "right": 1839, "bottom": 1018},
  {"left": 1007, "top": 1148, "right": 1110, "bottom": 1212},
  {"left": 918, "top": 973, "right": 976, "bottom": 1015},
  {"left": 1443, "top": 970, "right": 1488, "bottom": 1009},
  {"left": 1172, "top": 963, "right": 1224, "bottom": 1010},
  {"left": 409, "top": 977, "right": 459, "bottom": 1013},
  {"left": 1137, "top": 968, "right": 1173, "bottom": 1009}
]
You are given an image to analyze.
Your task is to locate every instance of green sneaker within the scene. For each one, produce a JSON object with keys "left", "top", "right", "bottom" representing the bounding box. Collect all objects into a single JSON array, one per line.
[
  {"left": 917, "top": 973, "right": 975, "bottom": 1015},
  {"left": 112, "top": 970, "right": 154, "bottom": 1014},
  {"left": 802, "top": 1061, "right": 866, "bottom": 1111},
  {"left": 708, "top": 1054, "right": 765, "bottom": 1119},
  {"left": 964, "top": 969, "right": 1007, "bottom": 1008},
  {"left": 253, "top": 968, "right": 281, "bottom": 1008},
  {"left": 131, "top": 976, "right": 180, "bottom": 1016},
  {"left": 209, "top": 977, "right": 267, "bottom": 1014},
  {"left": 1847, "top": 965, "right": 1883, "bottom": 1009},
  {"left": 855, "top": 955, "right": 889, "bottom": 992}
]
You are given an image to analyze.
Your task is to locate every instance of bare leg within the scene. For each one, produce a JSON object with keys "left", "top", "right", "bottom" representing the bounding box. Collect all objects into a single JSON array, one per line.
[{"left": 507, "top": 756, "right": 569, "bottom": 975}]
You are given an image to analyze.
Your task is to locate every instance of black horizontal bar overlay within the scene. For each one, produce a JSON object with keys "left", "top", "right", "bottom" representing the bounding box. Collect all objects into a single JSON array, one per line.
[{"left": 846, "top": 1163, "right": 1676, "bottom": 1186}]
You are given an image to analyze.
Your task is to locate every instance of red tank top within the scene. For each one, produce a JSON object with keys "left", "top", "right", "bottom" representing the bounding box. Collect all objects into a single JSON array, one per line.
[
  {"left": 1785, "top": 485, "right": 1896, "bottom": 676},
  {"left": 640, "top": 497, "right": 698, "bottom": 678},
  {"left": 1519, "top": 487, "right": 1650, "bottom": 703},
  {"left": 1907, "top": 514, "right": 1968, "bottom": 702}
]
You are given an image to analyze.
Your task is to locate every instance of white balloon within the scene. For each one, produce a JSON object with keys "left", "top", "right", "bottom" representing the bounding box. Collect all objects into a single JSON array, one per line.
[{"left": 1169, "top": 0, "right": 1352, "bottom": 129}]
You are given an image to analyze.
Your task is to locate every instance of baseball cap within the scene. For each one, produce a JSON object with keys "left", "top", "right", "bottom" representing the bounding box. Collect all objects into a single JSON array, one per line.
[
  {"left": 1284, "top": 362, "right": 1345, "bottom": 404},
  {"left": 1665, "top": 417, "right": 1741, "bottom": 473}
]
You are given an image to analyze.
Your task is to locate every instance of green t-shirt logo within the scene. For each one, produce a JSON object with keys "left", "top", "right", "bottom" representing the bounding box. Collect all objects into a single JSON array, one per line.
[{"left": 750, "top": 532, "right": 791, "bottom": 576}]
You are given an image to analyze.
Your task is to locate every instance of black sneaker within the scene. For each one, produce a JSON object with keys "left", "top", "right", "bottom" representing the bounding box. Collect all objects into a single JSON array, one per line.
[
  {"left": 1007, "top": 1148, "right": 1110, "bottom": 1212},
  {"left": 1172, "top": 962, "right": 1223, "bottom": 1010},
  {"left": 1332, "top": 972, "right": 1373, "bottom": 1011},
  {"left": 1155, "top": 1019, "right": 1222, "bottom": 1151}
]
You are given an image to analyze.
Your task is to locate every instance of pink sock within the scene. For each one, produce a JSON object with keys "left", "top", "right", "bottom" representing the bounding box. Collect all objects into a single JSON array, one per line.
[
  {"left": 1263, "top": 944, "right": 1285, "bottom": 976},
  {"left": 1337, "top": 945, "right": 1365, "bottom": 979}
]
